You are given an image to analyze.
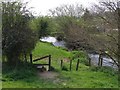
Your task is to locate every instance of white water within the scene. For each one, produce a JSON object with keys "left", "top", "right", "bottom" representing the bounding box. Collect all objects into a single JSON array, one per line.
[
  {"left": 40, "top": 36, "right": 66, "bottom": 47},
  {"left": 40, "top": 36, "right": 56, "bottom": 43},
  {"left": 88, "top": 54, "right": 118, "bottom": 69}
]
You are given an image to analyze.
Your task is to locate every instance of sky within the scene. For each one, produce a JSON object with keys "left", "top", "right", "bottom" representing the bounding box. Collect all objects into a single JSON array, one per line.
[{"left": 22, "top": 0, "right": 99, "bottom": 16}]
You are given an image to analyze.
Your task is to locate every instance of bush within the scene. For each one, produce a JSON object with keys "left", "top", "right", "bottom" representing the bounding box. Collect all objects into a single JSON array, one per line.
[
  {"left": 62, "top": 66, "right": 68, "bottom": 71},
  {"left": 2, "top": 1, "right": 38, "bottom": 65},
  {"left": 90, "top": 66, "right": 100, "bottom": 71},
  {"left": 2, "top": 62, "right": 37, "bottom": 80},
  {"left": 71, "top": 51, "right": 89, "bottom": 65},
  {"left": 90, "top": 66, "right": 117, "bottom": 76},
  {"left": 56, "top": 34, "right": 64, "bottom": 41}
]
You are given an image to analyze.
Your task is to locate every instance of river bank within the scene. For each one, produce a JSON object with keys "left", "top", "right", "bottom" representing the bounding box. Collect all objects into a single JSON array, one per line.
[{"left": 40, "top": 36, "right": 118, "bottom": 69}]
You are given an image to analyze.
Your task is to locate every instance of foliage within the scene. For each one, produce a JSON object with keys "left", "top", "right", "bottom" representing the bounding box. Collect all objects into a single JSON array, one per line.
[
  {"left": 90, "top": 0, "right": 120, "bottom": 69},
  {"left": 1, "top": 1, "right": 119, "bottom": 88},
  {"left": 62, "top": 66, "right": 68, "bottom": 71},
  {"left": 54, "top": 16, "right": 92, "bottom": 50},
  {"left": 71, "top": 51, "right": 89, "bottom": 65},
  {"left": 49, "top": 1, "right": 120, "bottom": 69},
  {"left": 2, "top": 62, "right": 36, "bottom": 81},
  {"left": 38, "top": 19, "right": 49, "bottom": 38},
  {"left": 2, "top": 62, "right": 59, "bottom": 88},
  {"left": 29, "top": 16, "right": 55, "bottom": 38},
  {"left": 49, "top": 5, "right": 99, "bottom": 51},
  {"left": 90, "top": 66, "right": 118, "bottom": 76},
  {"left": 2, "top": 1, "right": 38, "bottom": 65}
]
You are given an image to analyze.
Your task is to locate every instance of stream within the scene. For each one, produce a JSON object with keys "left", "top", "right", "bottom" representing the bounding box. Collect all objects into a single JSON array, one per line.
[
  {"left": 40, "top": 36, "right": 118, "bottom": 69},
  {"left": 88, "top": 54, "right": 118, "bottom": 69},
  {"left": 40, "top": 36, "right": 66, "bottom": 48}
]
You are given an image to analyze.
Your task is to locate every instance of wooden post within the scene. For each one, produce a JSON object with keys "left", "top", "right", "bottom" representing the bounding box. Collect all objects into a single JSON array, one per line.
[
  {"left": 48, "top": 55, "right": 51, "bottom": 71},
  {"left": 61, "top": 60, "right": 63, "bottom": 70},
  {"left": 30, "top": 53, "right": 32, "bottom": 64},
  {"left": 76, "top": 59, "right": 80, "bottom": 71},
  {"left": 88, "top": 57, "right": 91, "bottom": 66},
  {"left": 24, "top": 51, "right": 27, "bottom": 63},
  {"left": 69, "top": 59, "right": 72, "bottom": 71},
  {"left": 100, "top": 57, "right": 103, "bottom": 67},
  {"left": 24, "top": 53, "right": 27, "bottom": 63},
  {"left": 98, "top": 53, "right": 102, "bottom": 66}
]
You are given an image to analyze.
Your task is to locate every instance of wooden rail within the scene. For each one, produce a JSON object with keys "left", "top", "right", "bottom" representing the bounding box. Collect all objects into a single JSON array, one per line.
[
  {"left": 33, "top": 55, "right": 50, "bottom": 62},
  {"left": 34, "top": 64, "right": 49, "bottom": 66},
  {"left": 29, "top": 54, "right": 52, "bottom": 71}
]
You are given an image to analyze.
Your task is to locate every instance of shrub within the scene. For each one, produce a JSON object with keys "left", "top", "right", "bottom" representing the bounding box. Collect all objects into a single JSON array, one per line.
[
  {"left": 71, "top": 51, "right": 89, "bottom": 65},
  {"left": 3, "top": 62, "right": 36, "bottom": 80},
  {"left": 90, "top": 66, "right": 117, "bottom": 76},
  {"left": 2, "top": 1, "right": 38, "bottom": 65},
  {"left": 62, "top": 66, "right": 68, "bottom": 71}
]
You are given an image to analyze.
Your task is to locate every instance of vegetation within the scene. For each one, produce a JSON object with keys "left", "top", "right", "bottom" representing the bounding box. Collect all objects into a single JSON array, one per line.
[
  {"left": 29, "top": 16, "right": 54, "bottom": 38},
  {"left": 2, "top": 1, "right": 38, "bottom": 65},
  {"left": 48, "top": 0, "right": 120, "bottom": 70},
  {"left": 1, "top": 0, "right": 119, "bottom": 89},
  {"left": 2, "top": 42, "right": 118, "bottom": 88}
]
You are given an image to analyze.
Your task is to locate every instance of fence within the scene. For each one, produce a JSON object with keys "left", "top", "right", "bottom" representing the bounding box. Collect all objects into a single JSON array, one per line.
[
  {"left": 60, "top": 58, "right": 80, "bottom": 71},
  {"left": 30, "top": 54, "right": 51, "bottom": 71}
]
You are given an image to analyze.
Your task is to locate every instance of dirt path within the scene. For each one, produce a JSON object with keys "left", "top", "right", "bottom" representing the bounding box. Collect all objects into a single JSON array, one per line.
[
  {"left": 37, "top": 71, "right": 67, "bottom": 86},
  {"left": 37, "top": 71, "right": 59, "bottom": 79}
]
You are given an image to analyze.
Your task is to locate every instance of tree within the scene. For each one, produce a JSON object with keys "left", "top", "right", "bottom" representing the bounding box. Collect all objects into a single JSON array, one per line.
[
  {"left": 118, "top": 1, "right": 120, "bottom": 85},
  {"left": 38, "top": 19, "right": 49, "bottom": 38},
  {"left": 2, "top": 1, "right": 38, "bottom": 65},
  {"left": 49, "top": 4, "right": 95, "bottom": 50},
  {"left": 29, "top": 16, "right": 54, "bottom": 38},
  {"left": 91, "top": 0, "right": 120, "bottom": 69},
  {"left": 49, "top": 4, "right": 84, "bottom": 17}
]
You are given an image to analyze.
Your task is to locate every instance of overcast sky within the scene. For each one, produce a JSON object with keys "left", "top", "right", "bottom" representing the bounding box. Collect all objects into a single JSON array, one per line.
[{"left": 22, "top": 0, "right": 99, "bottom": 16}]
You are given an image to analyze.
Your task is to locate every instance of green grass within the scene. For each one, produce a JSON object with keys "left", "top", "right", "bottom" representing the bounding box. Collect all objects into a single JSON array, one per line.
[
  {"left": 2, "top": 41, "right": 118, "bottom": 88},
  {"left": 32, "top": 42, "right": 72, "bottom": 60},
  {"left": 2, "top": 77, "right": 59, "bottom": 88}
]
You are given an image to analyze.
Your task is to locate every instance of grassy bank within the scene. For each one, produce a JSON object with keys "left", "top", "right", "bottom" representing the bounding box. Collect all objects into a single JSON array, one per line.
[{"left": 2, "top": 42, "right": 118, "bottom": 88}]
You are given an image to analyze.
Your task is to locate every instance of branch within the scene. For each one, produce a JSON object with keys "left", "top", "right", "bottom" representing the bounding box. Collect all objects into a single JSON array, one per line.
[
  {"left": 104, "top": 52, "right": 119, "bottom": 67},
  {"left": 101, "top": 1, "right": 117, "bottom": 12},
  {"left": 107, "top": 34, "right": 118, "bottom": 43}
]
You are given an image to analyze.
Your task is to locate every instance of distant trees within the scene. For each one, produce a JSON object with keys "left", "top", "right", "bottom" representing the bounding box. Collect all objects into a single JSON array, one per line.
[
  {"left": 29, "top": 16, "right": 54, "bottom": 38},
  {"left": 49, "top": 4, "right": 93, "bottom": 50},
  {"left": 2, "top": 1, "right": 38, "bottom": 65},
  {"left": 49, "top": 4, "right": 84, "bottom": 17},
  {"left": 49, "top": 1, "right": 120, "bottom": 70},
  {"left": 38, "top": 19, "right": 49, "bottom": 38}
]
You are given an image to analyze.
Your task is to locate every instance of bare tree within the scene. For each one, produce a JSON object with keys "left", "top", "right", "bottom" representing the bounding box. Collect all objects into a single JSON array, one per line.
[
  {"left": 91, "top": 0, "right": 120, "bottom": 69},
  {"left": 49, "top": 4, "right": 84, "bottom": 17},
  {"left": 49, "top": 4, "right": 93, "bottom": 50}
]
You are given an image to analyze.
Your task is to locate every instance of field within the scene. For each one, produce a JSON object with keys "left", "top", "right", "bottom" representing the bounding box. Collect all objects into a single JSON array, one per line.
[{"left": 2, "top": 42, "right": 118, "bottom": 88}]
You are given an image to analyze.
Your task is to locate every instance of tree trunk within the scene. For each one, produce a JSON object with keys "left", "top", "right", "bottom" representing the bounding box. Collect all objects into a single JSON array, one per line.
[{"left": 24, "top": 51, "right": 27, "bottom": 63}]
